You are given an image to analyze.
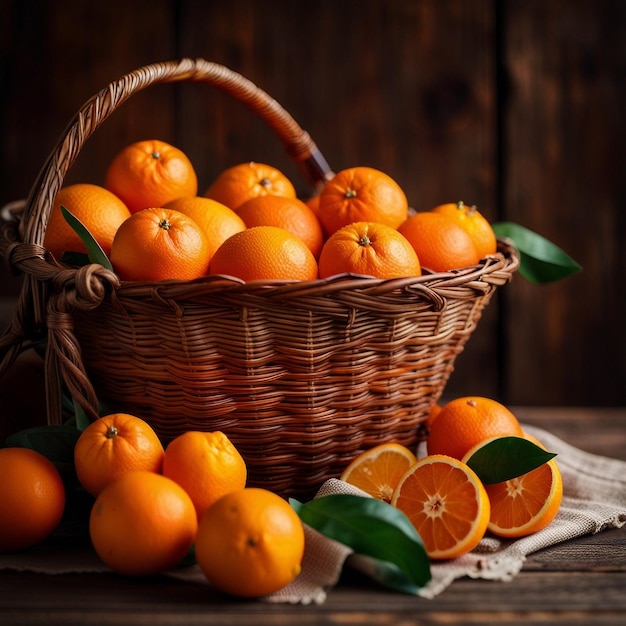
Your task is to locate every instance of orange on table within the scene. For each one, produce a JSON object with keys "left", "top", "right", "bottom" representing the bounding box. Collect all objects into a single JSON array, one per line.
[
  {"left": 427, "top": 396, "right": 524, "bottom": 461},
  {"left": 316, "top": 166, "right": 408, "bottom": 236},
  {"left": 204, "top": 161, "right": 296, "bottom": 211},
  {"left": 462, "top": 436, "right": 563, "bottom": 538},
  {"left": 194, "top": 487, "right": 305, "bottom": 597},
  {"left": 209, "top": 225, "right": 318, "bottom": 282},
  {"left": 432, "top": 201, "right": 497, "bottom": 259},
  {"left": 89, "top": 470, "right": 197, "bottom": 576},
  {"left": 391, "top": 454, "right": 490, "bottom": 560},
  {"left": 74, "top": 412, "right": 165, "bottom": 497},
  {"left": 0, "top": 448, "right": 65, "bottom": 553},
  {"left": 318, "top": 221, "right": 421, "bottom": 279},
  {"left": 398, "top": 211, "right": 480, "bottom": 273},
  {"left": 163, "top": 196, "right": 246, "bottom": 260},
  {"left": 43, "top": 183, "right": 131, "bottom": 259},
  {"left": 426, "top": 403, "right": 443, "bottom": 428},
  {"left": 162, "top": 431, "right": 247, "bottom": 522},
  {"left": 105, "top": 139, "right": 198, "bottom": 213},
  {"left": 339, "top": 442, "right": 418, "bottom": 502},
  {"left": 110, "top": 207, "right": 211, "bottom": 282},
  {"left": 236, "top": 195, "right": 325, "bottom": 258}
]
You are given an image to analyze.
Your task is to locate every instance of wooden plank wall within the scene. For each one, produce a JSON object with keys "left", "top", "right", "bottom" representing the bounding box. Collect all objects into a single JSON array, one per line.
[{"left": 0, "top": 0, "right": 623, "bottom": 407}]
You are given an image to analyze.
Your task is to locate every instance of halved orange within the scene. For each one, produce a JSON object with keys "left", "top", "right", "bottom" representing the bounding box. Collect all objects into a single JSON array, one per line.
[
  {"left": 462, "top": 436, "right": 563, "bottom": 538},
  {"left": 339, "top": 443, "right": 417, "bottom": 503},
  {"left": 391, "top": 455, "right": 490, "bottom": 560}
]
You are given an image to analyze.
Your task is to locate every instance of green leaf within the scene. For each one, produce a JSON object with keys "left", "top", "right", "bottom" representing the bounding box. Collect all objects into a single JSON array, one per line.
[
  {"left": 465, "top": 436, "right": 557, "bottom": 485},
  {"left": 4, "top": 425, "right": 82, "bottom": 486},
  {"left": 291, "top": 494, "right": 431, "bottom": 592},
  {"left": 60, "top": 251, "right": 91, "bottom": 268},
  {"left": 492, "top": 221, "right": 582, "bottom": 283},
  {"left": 61, "top": 205, "right": 113, "bottom": 271},
  {"left": 72, "top": 398, "right": 92, "bottom": 432}
]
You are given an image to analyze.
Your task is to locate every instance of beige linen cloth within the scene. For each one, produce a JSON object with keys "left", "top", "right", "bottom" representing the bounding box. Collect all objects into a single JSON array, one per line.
[{"left": 2, "top": 424, "right": 625, "bottom": 604}]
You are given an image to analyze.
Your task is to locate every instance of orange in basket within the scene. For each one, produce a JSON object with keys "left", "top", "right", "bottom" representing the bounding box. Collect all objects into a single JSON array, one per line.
[
  {"left": 105, "top": 139, "right": 198, "bottom": 213},
  {"left": 205, "top": 161, "right": 296, "bottom": 211},
  {"left": 316, "top": 166, "right": 408, "bottom": 236}
]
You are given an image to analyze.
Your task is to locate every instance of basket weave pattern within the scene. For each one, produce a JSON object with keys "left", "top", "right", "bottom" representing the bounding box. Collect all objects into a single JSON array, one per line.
[{"left": 0, "top": 59, "right": 519, "bottom": 498}]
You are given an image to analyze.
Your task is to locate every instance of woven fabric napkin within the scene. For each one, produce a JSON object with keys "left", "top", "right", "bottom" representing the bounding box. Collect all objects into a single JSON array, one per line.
[
  {"left": 1, "top": 424, "right": 625, "bottom": 604},
  {"left": 265, "top": 422, "right": 626, "bottom": 603}
]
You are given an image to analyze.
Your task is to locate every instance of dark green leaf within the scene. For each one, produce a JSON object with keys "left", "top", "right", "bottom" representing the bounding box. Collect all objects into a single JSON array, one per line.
[
  {"left": 60, "top": 251, "right": 91, "bottom": 268},
  {"left": 72, "top": 398, "right": 92, "bottom": 432},
  {"left": 492, "top": 221, "right": 582, "bottom": 283},
  {"left": 291, "top": 494, "right": 431, "bottom": 591},
  {"left": 4, "top": 425, "right": 82, "bottom": 485},
  {"left": 61, "top": 205, "right": 113, "bottom": 271},
  {"left": 465, "top": 436, "right": 557, "bottom": 485}
]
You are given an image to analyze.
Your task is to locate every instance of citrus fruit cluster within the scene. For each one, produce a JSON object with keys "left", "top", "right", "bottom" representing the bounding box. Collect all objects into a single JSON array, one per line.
[
  {"left": 0, "top": 414, "right": 304, "bottom": 598},
  {"left": 44, "top": 139, "right": 497, "bottom": 282},
  {"left": 340, "top": 396, "right": 563, "bottom": 560}
]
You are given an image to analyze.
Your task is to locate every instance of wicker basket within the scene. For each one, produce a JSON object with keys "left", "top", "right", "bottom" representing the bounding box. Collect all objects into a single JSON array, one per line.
[{"left": 0, "top": 58, "right": 519, "bottom": 498}]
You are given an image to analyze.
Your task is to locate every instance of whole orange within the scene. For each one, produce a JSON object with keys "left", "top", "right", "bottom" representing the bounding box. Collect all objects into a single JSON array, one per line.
[
  {"left": 162, "top": 431, "right": 247, "bottom": 522},
  {"left": 209, "top": 226, "right": 318, "bottom": 282},
  {"left": 0, "top": 447, "right": 65, "bottom": 552},
  {"left": 432, "top": 201, "right": 497, "bottom": 259},
  {"left": 236, "top": 195, "right": 325, "bottom": 258},
  {"left": 316, "top": 166, "right": 408, "bottom": 236},
  {"left": 43, "top": 183, "right": 131, "bottom": 259},
  {"left": 74, "top": 413, "right": 165, "bottom": 497},
  {"left": 195, "top": 488, "right": 305, "bottom": 598},
  {"left": 304, "top": 194, "right": 321, "bottom": 219},
  {"left": 318, "top": 221, "right": 421, "bottom": 279},
  {"left": 163, "top": 196, "right": 246, "bottom": 260},
  {"left": 105, "top": 139, "right": 198, "bottom": 213},
  {"left": 398, "top": 211, "right": 480, "bottom": 272},
  {"left": 89, "top": 470, "right": 197, "bottom": 576},
  {"left": 205, "top": 161, "right": 296, "bottom": 211},
  {"left": 427, "top": 396, "right": 524, "bottom": 460},
  {"left": 110, "top": 207, "right": 211, "bottom": 282}
]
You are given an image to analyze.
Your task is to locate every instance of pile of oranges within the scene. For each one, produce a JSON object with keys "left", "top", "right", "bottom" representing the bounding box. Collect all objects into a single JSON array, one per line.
[
  {"left": 0, "top": 415, "right": 305, "bottom": 598},
  {"left": 340, "top": 396, "right": 563, "bottom": 560},
  {"left": 0, "top": 395, "right": 564, "bottom": 594},
  {"left": 44, "top": 139, "right": 498, "bottom": 282}
]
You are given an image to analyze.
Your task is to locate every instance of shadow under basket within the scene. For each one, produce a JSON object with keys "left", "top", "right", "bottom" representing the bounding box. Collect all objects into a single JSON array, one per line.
[{"left": 0, "top": 58, "right": 519, "bottom": 499}]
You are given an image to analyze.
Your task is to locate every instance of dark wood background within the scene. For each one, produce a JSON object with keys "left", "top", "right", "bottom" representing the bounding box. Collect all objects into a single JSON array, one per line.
[{"left": 1, "top": 0, "right": 624, "bottom": 407}]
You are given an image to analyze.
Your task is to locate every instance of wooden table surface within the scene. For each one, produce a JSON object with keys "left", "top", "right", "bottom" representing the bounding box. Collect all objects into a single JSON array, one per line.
[{"left": 0, "top": 304, "right": 625, "bottom": 624}]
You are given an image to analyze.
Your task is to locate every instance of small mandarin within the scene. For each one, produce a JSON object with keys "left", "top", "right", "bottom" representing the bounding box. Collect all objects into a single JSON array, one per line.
[
  {"left": 432, "top": 201, "right": 497, "bottom": 259},
  {"left": 209, "top": 226, "right": 318, "bottom": 282},
  {"left": 205, "top": 161, "right": 296, "bottom": 211},
  {"left": 195, "top": 488, "right": 305, "bottom": 597},
  {"left": 105, "top": 139, "right": 198, "bottom": 213},
  {"left": 427, "top": 396, "right": 524, "bottom": 461},
  {"left": 89, "top": 471, "right": 197, "bottom": 576},
  {"left": 398, "top": 212, "right": 480, "bottom": 272},
  {"left": 236, "top": 195, "right": 325, "bottom": 258},
  {"left": 0, "top": 448, "right": 65, "bottom": 552},
  {"left": 74, "top": 413, "right": 165, "bottom": 497},
  {"left": 318, "top": 221, "right": 421, "bottom": 279},
  {"left": 43, "top": 183, "right": 131, "bottom": 259},
  {"left": 162, "top": 431, "right": 247, "bottom": 522},
  {"left": 316, "top": 166, "right": 408, "bottom": 236},
  {"left": 110, "top": 207, "right": 211, "bottom": 282},
  {"left": 163, "top": 196, "right": 246, "bottom": 260}
]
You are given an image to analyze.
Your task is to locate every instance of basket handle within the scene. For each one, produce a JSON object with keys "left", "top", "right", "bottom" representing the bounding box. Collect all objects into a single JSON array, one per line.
[{"left": 20, "top": 57, "right": 334, "bottom": 249}]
